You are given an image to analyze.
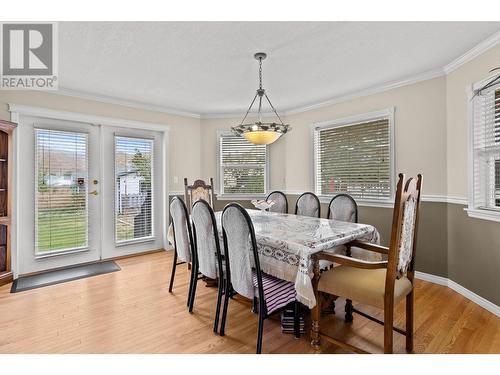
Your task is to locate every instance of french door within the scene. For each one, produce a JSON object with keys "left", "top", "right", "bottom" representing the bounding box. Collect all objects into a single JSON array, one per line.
[{"left": 16, "top": 116, "right": 164, "bottom": 275}]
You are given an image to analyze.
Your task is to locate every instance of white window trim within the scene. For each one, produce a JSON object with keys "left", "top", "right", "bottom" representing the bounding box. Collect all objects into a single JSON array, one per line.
[
  {"left": 216, "top": 130, "right": 269, "bottom": 201},
  {"left": 311, "top": 107, "right": 395, "bottom": 206},
  {"left": 465, "top": 77, "right": 500, "bottom": 222}
]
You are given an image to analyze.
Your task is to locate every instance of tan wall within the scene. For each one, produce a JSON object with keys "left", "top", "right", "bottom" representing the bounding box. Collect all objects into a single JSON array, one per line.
[
  {"left": 0, "top": 90, "right": 202, "bottom": 193},
  {"left": 283, "top": 77, "right": 447, "bottom": 195}
]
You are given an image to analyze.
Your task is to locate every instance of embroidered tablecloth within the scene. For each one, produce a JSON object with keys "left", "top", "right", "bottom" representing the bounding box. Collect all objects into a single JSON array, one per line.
[{"left": 168, "top": 209, "right": 379, "bottom": 308}]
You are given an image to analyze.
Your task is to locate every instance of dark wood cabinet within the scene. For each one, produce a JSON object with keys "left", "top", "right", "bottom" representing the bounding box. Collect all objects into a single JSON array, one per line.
[{"left": 0, "top": 120, "right": 16, "bottom": 286}]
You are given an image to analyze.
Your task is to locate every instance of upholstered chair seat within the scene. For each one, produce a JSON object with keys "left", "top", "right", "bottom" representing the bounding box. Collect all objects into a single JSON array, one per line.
[
  {"left": 318, "top": 266, "right": 413, "bottom": 309},
  {"left": 252, "top": 272, "right": 296, "bottom": 315}
]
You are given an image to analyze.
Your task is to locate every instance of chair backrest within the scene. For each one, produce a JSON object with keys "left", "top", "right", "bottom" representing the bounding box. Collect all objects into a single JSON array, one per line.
[
  {"left": 386, "top": 174, "right": 423, "bottom": 284},
  {"left": 170, "top": 197, "right": 193, "bottom": 263},
  {"left": 191, "top": 199, "right": 222, "bottom": 280},
  {"left": 221, "top": 203, "right": 264, "bottom": 303},
  {"left": 266, "top": 191, "right": 288, "bottom": 213},
  {"left": 295, "top": 192, "right": 321, "bottom": 218},
  {"left": 184, "top": 178, "right": 214, "bottom": 214},
  {"left": 327, "top": 193, "right": 358, "bottom": 223}
]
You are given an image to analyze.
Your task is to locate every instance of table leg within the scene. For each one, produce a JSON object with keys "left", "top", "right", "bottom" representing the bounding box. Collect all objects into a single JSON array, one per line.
[{"left": 310, "top": 256, "right": 321, "bottom": 350}]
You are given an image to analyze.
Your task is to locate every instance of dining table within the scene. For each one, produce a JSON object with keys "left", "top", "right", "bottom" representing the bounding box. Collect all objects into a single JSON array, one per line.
[
  {"left": 168, "top": 208, "right": 380, "bottom": 348},
  {"left": 214, "top": 209, "right": 380, "bottom": 348}
]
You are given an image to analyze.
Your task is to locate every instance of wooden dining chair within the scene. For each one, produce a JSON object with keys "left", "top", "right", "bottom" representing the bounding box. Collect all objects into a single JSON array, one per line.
[
  {"left": 295, "top": 192, "right": 321, "bottom": 218},
  {"left": 316, "top": 173, "right": 423, "bottom": 354},
  {"left": 266, "top": 191, "right": 288, "bottom": 213},
  {"left": 219, "top": 203, "right": 301, "bottom": 354},
  {"left": 184, "top": 178, "right": 214, "bottom": 214},
  {"left": 168, "top": 197, "right": 198, "bottom": 308},
  {"left": 189, "top": 199, "right": 225, "bottom": 332}
]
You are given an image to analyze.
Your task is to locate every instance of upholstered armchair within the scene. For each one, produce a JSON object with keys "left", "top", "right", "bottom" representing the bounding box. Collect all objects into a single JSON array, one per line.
[{"left": 316, "top": 174, "right": 423, "bottom": 354}]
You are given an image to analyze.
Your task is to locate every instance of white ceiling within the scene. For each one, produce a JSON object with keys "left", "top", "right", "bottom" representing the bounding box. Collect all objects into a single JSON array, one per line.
[{"left": 59, "top": 22, "right": 500, "bottom": 116}]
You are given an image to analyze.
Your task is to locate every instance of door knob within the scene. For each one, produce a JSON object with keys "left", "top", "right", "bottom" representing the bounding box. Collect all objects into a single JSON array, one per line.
[{"left": 89, "top": 190, "right": 98, "bottom": 196}]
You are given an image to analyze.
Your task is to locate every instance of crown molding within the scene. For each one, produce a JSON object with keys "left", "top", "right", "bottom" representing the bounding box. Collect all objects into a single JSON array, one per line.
[
  {"left": 56, "top": 87, "right": 201, "bottom": 119},
  {"left": 284, "top": 69, "right": 445, "bottom": 116},
  {"left": 443, "top": 30, "right": 500, "bottom": 75}
]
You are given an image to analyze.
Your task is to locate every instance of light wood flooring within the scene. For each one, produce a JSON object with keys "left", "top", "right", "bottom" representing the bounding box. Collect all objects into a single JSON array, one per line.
[{"left": 0, "top": 251, "right": 498, "bottom": 353}]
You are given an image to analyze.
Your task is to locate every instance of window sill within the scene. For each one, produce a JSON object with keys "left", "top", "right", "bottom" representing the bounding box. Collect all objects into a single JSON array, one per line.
[
  {"left": 464, "top": 208, "right": 500, "bottom": 223},
  {"left": 216, "top": 194, "right": 267, "bottom": 201},
  {"left": 35, "top": 246, "right": 89, "bottom": 259},
  {"left": 317, "top": 195, "right": 394, "bottom": 208}
]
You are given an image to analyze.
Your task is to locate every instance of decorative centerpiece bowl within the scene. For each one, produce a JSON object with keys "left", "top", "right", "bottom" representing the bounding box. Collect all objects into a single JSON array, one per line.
[{"left": 251, "top": 199, "right": 276, "bottom": 212}]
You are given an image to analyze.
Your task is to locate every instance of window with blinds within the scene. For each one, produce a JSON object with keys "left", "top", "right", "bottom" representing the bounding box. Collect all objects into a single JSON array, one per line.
[
  {"left": 35, "top": 129, "right": 88, "bottom": 255},
  {"left": 314, "top": 115, "right": 392, "bottom": 201},
  {"left": 219, "top": 133, "right": 267, "bottom": 195},
  {"left": 115, "top": 136, "right": 154, "bottom": 243},
  {"left": 471, "top": 85, "right": 500, "bottom": 211}
]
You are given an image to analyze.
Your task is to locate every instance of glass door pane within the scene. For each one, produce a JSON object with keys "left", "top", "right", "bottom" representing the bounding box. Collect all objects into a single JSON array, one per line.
[
  {"left": 35, "top": 129, "right": 88, "bottom": 255},
  {"left": 114, "top": 136, "right": 154, "bottom": 243}
]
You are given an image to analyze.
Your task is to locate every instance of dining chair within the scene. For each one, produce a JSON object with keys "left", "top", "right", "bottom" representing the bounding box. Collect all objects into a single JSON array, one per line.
[
  {"left": 323, "top": 193, "right": 359, "bottom": 314},
  {"left": 316, "top": 173, "right": 423, "bottom": 354},
  {"left": 294, "top": 192, "right": 321, "bottom": 218},
  {"left": 219, "top": 203, "right": 301, "bottom": 354},
  {"left": 327, "top": 193, "right": 358, "bottom": 223},
  {"left": 168, "top": 197, "right": 198, "bottom": 308},
  {"left": 184, "top": 178, "right": 214, "bottom": 214},
  {"left": 189, "top": 199, "right": 225, "bottom": 332},
  {"left": 266, "top": 191, "right": 288, "bottom": 213}
]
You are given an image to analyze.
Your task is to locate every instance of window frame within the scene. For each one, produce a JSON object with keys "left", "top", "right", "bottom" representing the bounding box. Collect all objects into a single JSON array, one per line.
[
  {"left": 466, "top": 77, "right": 500, "bottom": 223},
  {"left": 312, "top": 108, "right": 395, "bottom": 207},
  {"left": 217, "top": 130, "right": 269, "bottom": 200}
]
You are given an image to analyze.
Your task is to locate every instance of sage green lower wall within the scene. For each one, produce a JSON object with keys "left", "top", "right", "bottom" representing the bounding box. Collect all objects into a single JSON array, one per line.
[
  {"left": 447, "top": 204, "right": 500, "bottom": 306},
  {"left": 177, "top": 194, "right": 498, "bottom": 306}
]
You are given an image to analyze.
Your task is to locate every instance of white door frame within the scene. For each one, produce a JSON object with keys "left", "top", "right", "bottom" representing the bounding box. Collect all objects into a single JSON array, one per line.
[{"left": 9, "top": 104, "right": 170, "bottom": 277}]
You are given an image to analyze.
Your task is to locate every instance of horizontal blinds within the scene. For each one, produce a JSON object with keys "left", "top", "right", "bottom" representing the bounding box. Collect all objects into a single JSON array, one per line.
[
  {"left": 472, "top": 86, "right": 500, "bottom": 209},
  {"left": 314, "top": 118, "right": 391, "bottom": 200},
  {"left": 35, "top": 129, "right": 88, "bottom": 254},
  {"left": 220, "top": 134, "right": 266, "bottom": 194},
  {"left": 115, "top": 136, "right": 154, "bottom": 242}
]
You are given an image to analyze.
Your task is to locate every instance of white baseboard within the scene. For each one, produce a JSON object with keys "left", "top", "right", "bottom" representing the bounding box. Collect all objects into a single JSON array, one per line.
[{"left": 415, "top": 271, "right": 500, "bottom": 317}]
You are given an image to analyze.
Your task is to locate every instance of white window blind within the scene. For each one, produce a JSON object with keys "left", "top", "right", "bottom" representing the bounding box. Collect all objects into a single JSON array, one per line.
[
  {"left": 314, "top": 116, "right": 392, "bottom": 201},
  {"left": 219, "top": 133, "right": 267, "bottom": 195},
  {"left": 115, "top": 136, "right": 154, "bottom": 243},
  {"left": 471, "top": 85, "right": 500, "bottom": 210},
  {"left": 35, "top": 129, "right": 88, "bottom": 255}
]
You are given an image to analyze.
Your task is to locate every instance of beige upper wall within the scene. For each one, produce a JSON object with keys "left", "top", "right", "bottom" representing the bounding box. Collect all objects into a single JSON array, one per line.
[
  {"left": 446, "top": 43, "right": 500, "bottom": 199},
  {"left": 0, "top": 90, "right": 202, "bottom": 193},
  {"left": 283, "top": 77, "right": 447, "bottom": 195}
]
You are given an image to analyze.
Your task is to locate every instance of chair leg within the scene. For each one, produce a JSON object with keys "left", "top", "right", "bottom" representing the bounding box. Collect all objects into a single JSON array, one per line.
[
  {"left": 345, "top": 299, "right": 353, "bottom": 322},
  {"left": 213, "top": 275, "right": 224, "bottom": 333},
  {"left": 294, "top": 301, "right": 301, "bottom": 339},
  {"left": 168, "top": 250, "right": 178, "bottom": 293},
  {"left": 384, "top": 305, "right": 394, "bottom": 354},
  {"left": 188, "top": 264, "right": 199, "bottom": 313},
  {"left": 252, "top": 297, "right": 258, "bottom": 314},
  {"left": 406, "top": 291, "right": 414, "bottom": 352},
  {"left": 219, "top": 282, "right": 231, "bottom": 336},
  {"left": 187, "top": 262, "right": 197, "bottom": 308},
  {"left": 256, "top": 312, "right": 265, "bottom": 354}
]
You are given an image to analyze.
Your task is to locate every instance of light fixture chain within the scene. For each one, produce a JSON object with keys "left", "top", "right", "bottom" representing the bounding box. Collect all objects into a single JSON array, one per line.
[{"left": 259, "top": 58, "right": 263, "bottom": 90}]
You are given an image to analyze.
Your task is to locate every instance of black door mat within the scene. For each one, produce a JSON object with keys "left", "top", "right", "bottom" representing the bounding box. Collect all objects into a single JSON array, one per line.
[{"left": 10, "top": 261, "right": 121, "bottom": 293}]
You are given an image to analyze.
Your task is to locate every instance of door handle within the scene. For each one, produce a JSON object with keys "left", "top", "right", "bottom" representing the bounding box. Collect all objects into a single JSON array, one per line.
[{"left": 89, "top": 190, "right": 98, "bottom": 196}]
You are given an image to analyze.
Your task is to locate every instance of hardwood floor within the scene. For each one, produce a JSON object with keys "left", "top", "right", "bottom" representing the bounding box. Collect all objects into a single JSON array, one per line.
[{"left": 0, "top": 251, "right": 498, "bottom": 354}]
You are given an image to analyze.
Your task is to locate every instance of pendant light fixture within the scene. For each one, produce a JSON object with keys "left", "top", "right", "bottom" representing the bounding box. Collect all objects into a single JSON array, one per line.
[{"left": 231, "top": 52, "right": 290, "bottom": 145}]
